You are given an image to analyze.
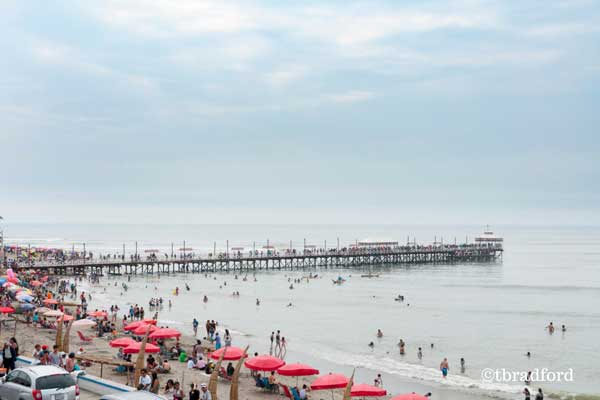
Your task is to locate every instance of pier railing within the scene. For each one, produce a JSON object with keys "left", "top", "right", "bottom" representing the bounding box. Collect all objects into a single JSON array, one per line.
[{"left": 12, "top": 244, "right": 503, "bottom": 275}]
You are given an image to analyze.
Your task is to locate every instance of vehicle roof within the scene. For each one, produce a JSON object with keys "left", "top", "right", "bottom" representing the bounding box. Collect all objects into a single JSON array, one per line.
[
  {"left": 19, "top": 365, "right": 69, "bottom": 377},
  {"left": 101, "top": 392, "right": 167, "bottom": 400}
]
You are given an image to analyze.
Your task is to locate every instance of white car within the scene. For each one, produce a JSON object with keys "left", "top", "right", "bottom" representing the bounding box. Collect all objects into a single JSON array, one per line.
[
  {"left": 100, "top": 391, "right": 167, "bottom": 400},
  {"left": 0, "top": 365, "right": 80, "bottom": 400}
]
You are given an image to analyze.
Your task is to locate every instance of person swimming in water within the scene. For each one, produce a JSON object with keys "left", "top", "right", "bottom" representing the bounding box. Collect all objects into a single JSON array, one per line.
[
  {"left": 376, "top": 329, "right": 383, "bottom": 338},
  {"left": 398, "top": 339, "right": 405, "bottom": 355},
  {"left": 546, "top": 322, "right": 554, "bottom": 334},
  {"left": 368, "top": 342, "right": 374, "bottom": 348},
  {"left": 256, "top": 298, "right": 260, "bottom": 306},
  {"left": 417, "top": 347, "right": 423, "bottom": 360}
]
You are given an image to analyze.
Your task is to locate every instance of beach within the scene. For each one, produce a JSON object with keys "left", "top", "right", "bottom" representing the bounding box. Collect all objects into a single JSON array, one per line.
[{"left": 3, "top": 223, "right": 600, "bottom": 400}]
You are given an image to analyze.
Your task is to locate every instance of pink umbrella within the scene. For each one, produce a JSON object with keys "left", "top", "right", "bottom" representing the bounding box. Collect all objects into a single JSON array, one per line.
[
  {"left": 43, "top": 299, "right": 58, "bottom": 305},
  {"left": 278, "top": 363, "right": 319, "bottom": 376},
  {"left": 109, "top": 337, "right": 137, "bottom": 348},
  {"left": 311, "top": 373, "right": 349, "bottom": 390},
  {"left": 132, "top": 324, "right": 158, "bottom": 335},
  {"left": 30, "top": 280, "right": 43, "bottom": 287},
  {"left": 123, "top": 320, "right": 149, "bottom": 331},
  {"left": 210, "top": 346, "right": 247, "bottom": 361},
  {"left": 149, "top": 328, "right": 181, "bottom": 339},
  {"left": 88, "top": 310, "right": 108, "bottom": 318},
  {"left": 390, "top": 394, "right": 429, "bottom": 400},
  {"left": 244, "top": 355, "right": 285, "bottom": 371},
  {"left": 0, "top": 307, "right": 15, "bottom": 314},
  {"left": 351, "top": 384, "right": 387, "bottom": 397},
  {"left": 123, "top": 342, "right": 160, "bottom": 354}
]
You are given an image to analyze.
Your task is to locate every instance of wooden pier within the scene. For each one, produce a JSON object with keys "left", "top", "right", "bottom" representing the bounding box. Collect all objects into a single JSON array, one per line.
[{"left": 17, "top": 245, "right": 503, "bottom": 276}]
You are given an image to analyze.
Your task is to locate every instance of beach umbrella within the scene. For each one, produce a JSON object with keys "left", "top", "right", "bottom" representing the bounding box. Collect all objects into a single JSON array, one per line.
[
  {"left": 43, "top": 298, "right": 59, "bottom": 305},
  {"left": 16, "top": 294, "right": 33, "bottom": 302},
  {"left": 36, "top": 307, "right": 52, "bottom": 314},
  {"left": 389, "top": 394, "right": 429, "bottom": 400},
  {"left": 123, "top": 342, "right": 160, "bottom": 354},
  {"left": 88, "top": 310, "right": 108, "bottom": 318},
  {"left": 123, "top": 320, "right": 150, "bottom": 331},
  {"left": 0, "top": 278, "right": 6, "bottom": 285},
  {"left": 244, "top": 355, "right": 285, "bottom": 371},
  {"left": 19, "top": 303, "right": 35, "bottom": 310},
  {"left": 72, "top": 319, "right": 96, "bottom": 328},
  {"left": 311, "top": 373, "right": 350, "bottom": 390},
  {"left": 44, "top": 310, "right": 64, "bottom": 317},
  {"left": 109, "top": 337, "right": 137, "bottom": 348},
  {"left": 142, "top": 319, "right": 158, "bottom": 325},
  {"left": 278, "top": 363, "right": 320, "bottom": 376},
  {"left": 60, "top": 315, "right": 74, "bottom": 321},
  {"left": 0, "top": 307, "right": 15, "bottom": 314},
  {"left": 2, "top": 282, "right": 13, "bottom": 288},
  {"left": 149, "top": 328, "right": 181, "bottom": 339},
  {"left": 350, "top": 384, "right": 387, "bottom": 397},
  {"left": 210, "top": 346, "right": 248, "bottom": 361},
  {"left": 29, "top": 280, "right": 43, "bottom": 287},
  {"left": 132, "top": 324, "right": 158, "bottom": 335},
  {"left": 40, "top": 276, "right": 49, "bottom": 282}
]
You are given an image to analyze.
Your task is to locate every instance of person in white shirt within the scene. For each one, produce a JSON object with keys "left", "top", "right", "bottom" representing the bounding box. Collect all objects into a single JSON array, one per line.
[
  {"left": 187, "top": 358, "right": 196, "bottom": 369},
  {"left": 200, "top": 383, "right": 212, "bottom": 400},
  {"left": 138, "top": 369, "right": 151, "bottom": 391}
]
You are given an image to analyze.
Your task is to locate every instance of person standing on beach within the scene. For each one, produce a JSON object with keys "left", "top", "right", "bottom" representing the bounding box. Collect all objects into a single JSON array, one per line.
[
  {"left": 523, "top": 388, "right": 531, "bottom": 400},
  {"left": 535, "top": 388, "right": 544, "bottom": 400},
  {"left": 200, "top": 383, "right": 212, "bottom": 400},
  {"left": 417, "top": 347, "right": 423, "bottom": 360},
  {"left": 193, "top": 318, "right": 199, "bottom": 336},
  {"left": 440, "top": 358, "right": 449, "bottom": 378},
  {"left": 398, "top": 339, "right": 405, "bottom": 355}
]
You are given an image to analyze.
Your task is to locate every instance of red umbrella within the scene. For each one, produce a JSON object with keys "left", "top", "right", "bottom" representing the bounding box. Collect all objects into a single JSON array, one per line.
[
  {"left": 40, "top": 276, "right": 49, "bottom": 282},
  {"left": 123, "top": 320, "right": 149, "bottom": 331},
  {"left": 278, "top": 363, "right": 320, "bottom": 376},
  {"left": 109, "top": 337, "right": 137, "bottom": 348},
  {"left": 30, "top": 280, "right": 43, "bottom": 287},
  {"left": 88, "top": 311, "right": 108, "bottom": 318},
  {"left": 210, "top": 346, "right": 247, "bottom": 361},
  {"left": 149, "top": 328, "right": 181, "bottom": 339},
  {"left": 351, "top": 384, "right": 387, "bottom": 397},
  {"left": 311, "top": 373, "right": 350, "bottom": 390},
  {"left": 132, "top": 324, "right": 158, "bottom": 335},
  {"left": 43, "top": 299, "right": 58, "bottom": 305},
  {"left": 123, "top": 342, "right": 160, "bottom": 354},
  {"left": 390, "top": 394, "right": 429, "bottom": 400},
  {"left": 60, "top": 315, "right": 74, "bottom": 321},
  {"left": 244, "top": 355, "right": 285, "bottom": 371},
  {"left": 142, "top": 319, "right": 157, "bottom": 325},
  {"left": 0, "top": 307, "right": 15, "bottom": 314}
]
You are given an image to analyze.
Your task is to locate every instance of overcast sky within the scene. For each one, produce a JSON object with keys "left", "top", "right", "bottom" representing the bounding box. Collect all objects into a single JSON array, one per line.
[{"left": 1, "top": 0, "right": 599, "bottom": 225}]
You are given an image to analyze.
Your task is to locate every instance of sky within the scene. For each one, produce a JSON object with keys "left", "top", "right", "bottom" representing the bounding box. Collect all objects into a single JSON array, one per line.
[{"left": 1, "top": 0, "right": 600, "bottom": 225}]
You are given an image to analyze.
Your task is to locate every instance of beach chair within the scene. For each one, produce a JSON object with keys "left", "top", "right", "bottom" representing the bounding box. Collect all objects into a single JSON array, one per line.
[
  {"left": 280, "top": 384, "right": 292, "bottom": 399},
  {"left": 290, "top": 387, "right": 301, "bottom": 400},
  {"left": 219, "top": 367, "right": 232, "bottom": 382},
  {"left": 77, "top": 330, "right": 93, "bottom": 344}
]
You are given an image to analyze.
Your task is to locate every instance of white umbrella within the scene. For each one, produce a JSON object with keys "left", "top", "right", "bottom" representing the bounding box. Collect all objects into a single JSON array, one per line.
[
  {"left": 72, "top": 319, "right": 96, "bottom": 328},
  {"left": 44, "top": 310, "right": 64, "bottom": 317},
  {"left": 36, "top": 307, "right": 52, "bottom": 314}
]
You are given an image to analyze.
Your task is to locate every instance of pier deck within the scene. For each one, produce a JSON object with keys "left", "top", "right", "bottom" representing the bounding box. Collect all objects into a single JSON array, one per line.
[{"left": 16, "top": 245, "right": 503, "bottom": 276}]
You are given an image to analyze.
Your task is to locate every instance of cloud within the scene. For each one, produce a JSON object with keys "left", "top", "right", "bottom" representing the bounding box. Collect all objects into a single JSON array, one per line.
[
  {"left": 29, "top": 39, "right": 156, "bottom": 91},
  {"left": 526, "top": 23, "right": 599, "bottom": 37},
  {"left": 264, "top": 65, "right": 309, "bottom": 87},
  {"left": 325, "top": 91, "right": 376, "bottom": 104}
]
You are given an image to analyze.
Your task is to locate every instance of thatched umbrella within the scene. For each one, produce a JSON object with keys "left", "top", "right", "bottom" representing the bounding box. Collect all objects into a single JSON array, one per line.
[
  {"left": 229, "top": 345, "right": 249, "bottom": 400},
  {"left": 62, "top": 319, "right": 74, "bottom": 354},
  {"left": 55, "top": 316, "right": 64, "bottom": 351},
  {"left": 343, "top": 369, "right": 355, "bottom": 400},
  {"left": 133, "top": 324, "right": 152, "bottom": 387},
  {"left": 209, "top": 347, "right": 227, "bottom": 400}
]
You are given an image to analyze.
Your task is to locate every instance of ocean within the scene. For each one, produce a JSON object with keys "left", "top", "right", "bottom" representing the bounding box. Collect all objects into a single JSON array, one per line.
[{"left": 4, "top": 223, "right": 600, "bottom": 399}]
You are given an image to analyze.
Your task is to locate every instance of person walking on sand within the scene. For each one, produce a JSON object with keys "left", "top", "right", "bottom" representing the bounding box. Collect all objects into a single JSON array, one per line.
[
  {"left": 275, "top": 330, "right": 281, "bottom": 353},
  {"left": 192, "top": 318, "right": 199, "bottom": 336},
  {"left": 440, "top": 358, "right": 449, "bottom": 378}
]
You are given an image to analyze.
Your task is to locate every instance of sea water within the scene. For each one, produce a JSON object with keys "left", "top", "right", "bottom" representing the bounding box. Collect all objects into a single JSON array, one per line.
[{"left": 5, "top": 224, "right": 600, "bottom": 399}]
